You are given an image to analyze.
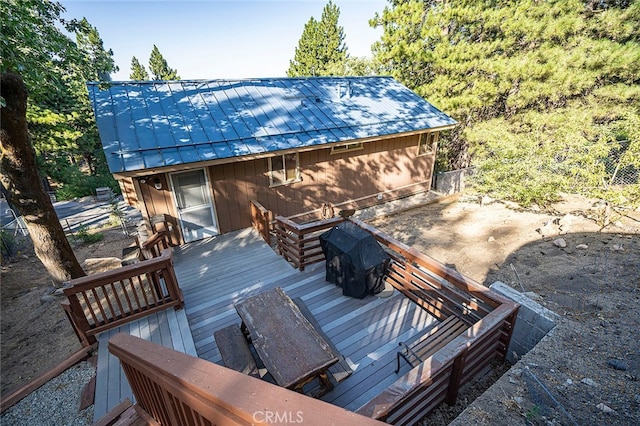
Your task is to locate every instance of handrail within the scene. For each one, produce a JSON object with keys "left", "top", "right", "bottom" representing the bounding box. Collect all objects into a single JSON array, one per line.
[
  {"left": 139, "top": 230, "right": 171, "bottom": 259},
  {"left": 250, "top": 199, "right": 271, "bottom": 244},
  {"left": 274, "top": 215, "right": 344, "bottom": 270},
  {"left": 272, "top": 215, "right": 519, "bottom": 423},
  {"left": 108, "top": 333, "right": 386, "bottom": 426},
  {"left": 62, "top": 250, "right": 183, "bottom": 346}
]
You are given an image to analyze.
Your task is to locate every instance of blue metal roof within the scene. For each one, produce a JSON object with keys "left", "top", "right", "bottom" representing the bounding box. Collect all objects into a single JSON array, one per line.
[{"left": 88, "top": 77, "right": 457, "bottom": 174}]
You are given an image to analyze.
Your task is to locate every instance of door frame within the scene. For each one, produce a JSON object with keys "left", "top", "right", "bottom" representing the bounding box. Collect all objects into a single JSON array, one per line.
[{"left": 169, "top": 168, "right": 219, "bottom": 243}]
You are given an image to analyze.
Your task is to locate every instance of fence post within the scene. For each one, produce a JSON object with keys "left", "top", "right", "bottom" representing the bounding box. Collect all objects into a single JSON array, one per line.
[{"left": 445, "top": 348, "right": 468, "bottom": 405}]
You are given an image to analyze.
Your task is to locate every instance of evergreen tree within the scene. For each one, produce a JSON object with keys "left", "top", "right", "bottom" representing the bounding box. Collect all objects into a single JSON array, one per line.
[
  {"left": 287, "top": 1, "right": 348, "bottom": 76},
  {"left": 74, "top": 18, "right": 119, "bottom": 82},
  {"left": 372, "top": 0, "right": 640, "bottom": 207},
  {"left": 148, "top": 45, "right": 180, "bottom": 80},
  {"left": 1, "top": 0, "right": 86, "bottom": 283},
  {"left": 72, "top": 18, "right": 119, "bottom": 175},
  {"left": 130, "top": 56, "right": 149, "bottom": 80}
]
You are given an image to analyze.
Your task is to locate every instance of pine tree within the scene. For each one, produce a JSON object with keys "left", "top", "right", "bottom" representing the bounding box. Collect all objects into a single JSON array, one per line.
[
  {"left": 148, "top": 45, "right": 180, "bottom": 81},
  {"left": 74, "top": 18, "right": 119, "bottom": 82},
  {"left": 372, "top": 0, "right": 640, "bottom": 207},
  {"left": 130, "top": 56, "right": 149, "bottom": 80},
  {"left": 287, "top": 1, "right": 348, "bottom": 76}
]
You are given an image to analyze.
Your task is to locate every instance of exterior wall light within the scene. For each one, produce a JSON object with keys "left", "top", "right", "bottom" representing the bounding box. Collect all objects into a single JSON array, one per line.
[{"left": 154, "top": 177, "right": 163, "bottom": 190}]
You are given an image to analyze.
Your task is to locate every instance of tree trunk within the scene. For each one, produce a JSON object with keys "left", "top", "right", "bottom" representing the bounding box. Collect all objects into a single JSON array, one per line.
[{"left": 0, "top": 72, "right": 85, "bottom": 284}]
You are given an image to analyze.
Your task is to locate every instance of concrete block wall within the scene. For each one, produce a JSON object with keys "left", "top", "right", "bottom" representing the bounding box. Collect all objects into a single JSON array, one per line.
[{"left": 490, "top": 281, "right": 561, "bottom": 364}]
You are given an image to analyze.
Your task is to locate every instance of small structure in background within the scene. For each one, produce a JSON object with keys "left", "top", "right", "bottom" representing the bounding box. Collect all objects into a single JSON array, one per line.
[{"left": 95, "top": 187, "right": 113, "bottom": 202}]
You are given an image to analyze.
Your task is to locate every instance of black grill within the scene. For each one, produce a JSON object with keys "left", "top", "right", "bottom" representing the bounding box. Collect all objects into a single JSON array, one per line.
[{"left": 319, "top": 222, "right": 391, "bottom": 299}]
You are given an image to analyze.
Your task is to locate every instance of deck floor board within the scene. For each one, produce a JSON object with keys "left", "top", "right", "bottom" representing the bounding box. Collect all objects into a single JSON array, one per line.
[{"left": 94, "top": 227, "right": 438, "bottom": 422}]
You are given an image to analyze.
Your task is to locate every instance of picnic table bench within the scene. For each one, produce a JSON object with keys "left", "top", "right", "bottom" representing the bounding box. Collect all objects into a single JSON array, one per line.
[
  {"left": 292, "top": 297, "right": 353, "bottom": 384},
  {"left": 213, "top": 324, "right": 260, "bottom": 378},
  {"left": 395, "top": 315, "right": 468, "bottom": 373}
]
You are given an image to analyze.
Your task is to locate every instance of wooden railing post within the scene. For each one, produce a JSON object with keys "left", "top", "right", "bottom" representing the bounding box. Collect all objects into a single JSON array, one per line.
[
  {"left": 61, "top": 298, "right": 96, "bottom": 347},
  {"left": 445, "top": 348, "right": 467, "bottom": 405},
  {"left": 162, "top": 252, "right": 184, "bottom": 307},
  {"left": 250, "top": 200, "right": 271, "bottom": 244}
]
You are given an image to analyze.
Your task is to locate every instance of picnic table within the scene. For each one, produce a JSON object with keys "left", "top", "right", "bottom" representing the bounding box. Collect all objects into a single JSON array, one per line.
[{"left": 234, "top": 287, "right": 339, "bottom": 395}]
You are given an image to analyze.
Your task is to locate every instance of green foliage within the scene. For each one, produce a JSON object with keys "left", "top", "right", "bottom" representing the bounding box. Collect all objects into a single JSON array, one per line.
[
  {"left": 149, "top": 45, "right": 180, "bottom": 80},
  {"left": 2, "top": 0, "right": 119, "bottom": 195},
  {"left": 74, "top": 225, "right": 104, "bottom": 244},
  {"left": 53, "top": 164, "right": 119, "bottom": 200},
  {"left": 0, "top": 0, "right": 77, "bottom": 103},
  {"left": 372, "top": 0, "right": 640, "bottom": 207},
  {"left": 130, "top": 56, "right": 149, "bottom": 80},
  {"left": 0, "top": 230, "right": 16, "bottom": 258},
  {"left": 288, "top": 1, "right": 349, "bottom": 77}
]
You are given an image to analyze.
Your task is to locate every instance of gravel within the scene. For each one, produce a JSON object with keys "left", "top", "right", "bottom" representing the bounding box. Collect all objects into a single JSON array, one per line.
[{"left": 1, "top": 361, "right": 96, "bottom": 426}]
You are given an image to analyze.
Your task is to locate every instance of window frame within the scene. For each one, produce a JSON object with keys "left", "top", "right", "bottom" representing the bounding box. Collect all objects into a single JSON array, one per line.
[
  {"left": 417, "top": 132, "right": 439, "bottom": 156},
  {"left": 330, "top": 142, "right": 364, "bottom": 154},
  {"left": 268, "top": 153, "right": 301, "bottom": 187}
]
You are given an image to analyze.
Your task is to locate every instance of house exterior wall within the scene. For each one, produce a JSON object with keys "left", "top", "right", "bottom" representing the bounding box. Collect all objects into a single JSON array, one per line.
[
  {"left": 128, "top": 133, "right": 435, "bottom": 242},
  {"left": 211, "top": 133, "right": 433, "bottom": 233}
]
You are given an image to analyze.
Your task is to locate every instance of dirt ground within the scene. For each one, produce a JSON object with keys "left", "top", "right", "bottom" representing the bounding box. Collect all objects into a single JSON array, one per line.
[
  {"left": 369, "top": 193, "right": 640, "bottom": 425},
  {"left": 0, "top": 227, "right": 137, "bottom": 396},
  {"left": 1, "top": 192, "right": 639, "bottom": 425}
]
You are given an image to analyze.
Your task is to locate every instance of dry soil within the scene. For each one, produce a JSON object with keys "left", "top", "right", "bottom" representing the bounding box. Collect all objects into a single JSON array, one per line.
[{"left": 1, "top": 193, "right": 639, "bottom": 425}]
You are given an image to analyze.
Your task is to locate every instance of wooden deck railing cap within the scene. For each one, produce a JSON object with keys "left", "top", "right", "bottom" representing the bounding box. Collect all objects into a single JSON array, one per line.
[{"left": 109, "top": 333, "right": 386, "bottom": 426}]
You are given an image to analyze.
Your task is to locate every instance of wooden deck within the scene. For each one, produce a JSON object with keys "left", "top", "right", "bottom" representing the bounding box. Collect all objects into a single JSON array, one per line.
[
  {"left": 94, "top": 227, "right": 440, "bottom": 421},
  {"left": 93, "top": 307, "right": 196, "bottom": 421}
]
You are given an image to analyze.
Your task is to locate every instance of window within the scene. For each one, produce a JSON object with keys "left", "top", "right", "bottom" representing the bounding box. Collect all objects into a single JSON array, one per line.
[
  {"left": 330, "top": 142, "right": 364, "bottom": 154},
  {"left": 269, "top": 153, "right": 301, "bottom": 187},
  {"left": 418, "top": 132, "right": 439, "bottom": 156}
]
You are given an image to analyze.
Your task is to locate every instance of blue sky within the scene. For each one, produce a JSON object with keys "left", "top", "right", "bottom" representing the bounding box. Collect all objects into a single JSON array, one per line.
[{"left": 60, "top": 0, "right": 388, "bottom": 81}]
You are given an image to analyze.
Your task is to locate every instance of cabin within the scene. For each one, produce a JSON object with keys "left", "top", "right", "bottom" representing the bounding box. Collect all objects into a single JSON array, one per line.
[{"left": 88, "top": 77, "right": 457, "bottom": 243}]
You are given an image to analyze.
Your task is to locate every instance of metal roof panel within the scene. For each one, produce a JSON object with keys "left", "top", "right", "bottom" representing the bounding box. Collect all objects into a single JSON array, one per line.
[{"left": 88, "top": 77, "right": 457, "bottom": 173}]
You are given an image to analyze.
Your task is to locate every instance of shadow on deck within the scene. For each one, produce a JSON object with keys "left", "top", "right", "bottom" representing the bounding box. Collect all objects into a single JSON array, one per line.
[
  {"left": 92, "top": 220, "right": 518, "bottom": 424},
  {"left": 93, "top": 227, "right": 437, "bottom": 420},
  {"left": 174, "top": 227, "right": 438, "bottom": 411}
]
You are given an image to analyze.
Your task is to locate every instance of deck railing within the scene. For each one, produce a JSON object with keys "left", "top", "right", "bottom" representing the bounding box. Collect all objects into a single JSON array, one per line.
[
  {"left": 62, "top": 249, "right": 183, "bottom": 347},
  {"left": 249, "top": 199, "right": 271, "bottom": 244},
  {"left": 274, "top": 215, "right": 345, "bottom": 270},
  {"left": 272, "top": 215, "right": 519, "bottom": 424},
  {"left": 107, "top": 332, "right": 386, "bottom": 426}
]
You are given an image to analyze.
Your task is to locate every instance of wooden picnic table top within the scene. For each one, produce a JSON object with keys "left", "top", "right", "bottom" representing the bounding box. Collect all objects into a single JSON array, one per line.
[{"left": 234, "top": 287, "right": 338, "bottom": 390}]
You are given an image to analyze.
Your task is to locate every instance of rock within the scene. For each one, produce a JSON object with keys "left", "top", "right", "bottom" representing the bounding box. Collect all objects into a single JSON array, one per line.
[
  {"left": 536, "top": 220, "right": 556, "bottom": 237},
  {"left": 487, "top": 236, "right": 496, "bottom": 242},
  {"left": 39, "top": 294, "right": 57, "bottom": 304},
  {"left": 512, "top": 396, "right": 524, "bottom": 406},
  {"left": 581, "top": 377, "right": 596, "bottom": 386},
  {"left": 558, "top": 214, "right": 573, "bottom": 228},
  {"left": 565, "top": 378, "right": 573, "bottom": 386},
  {"left": 553, "top": 238, "right": 567, "bottom": 248},
  {"left": 54, "top": 288, "right": 66, "bottom": 296},
  {"left": 576, "top": 244, "right": 588, "bottom": 250},
  {"left": 607, "top": 359, "right": 628, "bottom": 371},
  {"left": 596, "top": 403, "right": 616, "bottom": 414},
  {"left": 610, "top": 244, "right": 624, "bottom": 252}
]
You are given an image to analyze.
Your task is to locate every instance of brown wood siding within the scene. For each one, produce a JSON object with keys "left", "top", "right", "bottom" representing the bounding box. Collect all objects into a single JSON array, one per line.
[
  {"left": 210, "top": 134, "right": 434, "bottom": 234},
  {"left": 138, "top": 173, "right": 180, "bottom": 244},
  {"left": 133, "top": 135, "right": 435, "bottom": 239},
  {"left": 117, "top": 177, "right": 138, "bottom": 207}
]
